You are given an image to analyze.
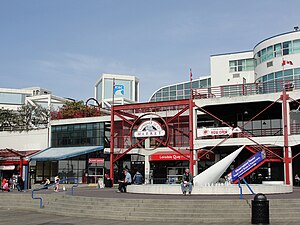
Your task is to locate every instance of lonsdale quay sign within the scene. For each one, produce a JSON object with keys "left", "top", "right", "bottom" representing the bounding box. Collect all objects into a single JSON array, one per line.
[{"left": 134, "top": 120, "right": 165, "bottom": 138}]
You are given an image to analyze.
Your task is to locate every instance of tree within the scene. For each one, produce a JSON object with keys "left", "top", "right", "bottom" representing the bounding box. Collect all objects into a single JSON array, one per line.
[
  {"left": 51, "top": 100, "right": 101, "bottom": 120},
  {"left": 0, "top": 105, "right": 50, "bottom": 132}
]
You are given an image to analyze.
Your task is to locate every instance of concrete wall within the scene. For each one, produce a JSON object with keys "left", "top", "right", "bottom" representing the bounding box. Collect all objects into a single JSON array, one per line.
[
  {"left": 210, "top": 51, "right": 255, "bottom": 87},
  {"left": 0, "top": 129, "right": 49, "bottom": 151}
]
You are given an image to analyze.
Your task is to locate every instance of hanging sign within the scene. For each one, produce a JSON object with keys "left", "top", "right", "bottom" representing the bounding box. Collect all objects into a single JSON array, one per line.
[
  {"left": 134, "top": 120, "right": 165, "bottom": 138},
  {"left": 227, "top": 150, "right": 266, "bottom": 183},
  {"left": 197, "top": 127, "right": 241, "bottom": 137}
]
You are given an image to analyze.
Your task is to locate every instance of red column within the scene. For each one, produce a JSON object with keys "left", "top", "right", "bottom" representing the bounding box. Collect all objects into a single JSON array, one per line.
[
  {"left": 282, "top": 89, "right": 290, "bottom": 185},
  {"left": 189, "top": 98, "right": 194, "bottom": 175},
  {"left": 19, "top": 158, "right": 23, "bottom": 177},
  {"left": 110, "top": 105, "right": 115, "bottom": 185}
]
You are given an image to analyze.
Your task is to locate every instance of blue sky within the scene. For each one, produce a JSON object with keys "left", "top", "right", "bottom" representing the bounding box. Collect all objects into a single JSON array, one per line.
[{"left": 1, "top": 0, "right": 300, "bottom": 102}]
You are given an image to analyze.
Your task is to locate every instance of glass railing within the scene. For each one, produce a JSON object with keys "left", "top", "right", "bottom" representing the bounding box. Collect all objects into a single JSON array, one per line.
[{"left": 192, "top": 79, "right": 298, "bottom": 99}]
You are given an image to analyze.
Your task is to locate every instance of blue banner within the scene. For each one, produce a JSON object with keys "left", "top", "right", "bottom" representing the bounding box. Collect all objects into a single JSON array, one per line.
[{"left": 229, "top": 151, "right": 266, "bottom": 182}]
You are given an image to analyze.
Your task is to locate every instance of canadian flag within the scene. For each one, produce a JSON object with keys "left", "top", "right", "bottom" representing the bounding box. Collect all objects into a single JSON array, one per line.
[{"left": 282, "top": 60, "right": 293, "bottom": 66}]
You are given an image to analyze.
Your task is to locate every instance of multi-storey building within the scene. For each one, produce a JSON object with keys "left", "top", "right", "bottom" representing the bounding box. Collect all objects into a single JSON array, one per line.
[{"left": 27, "top": 29, "right": 300, "bottom": 190}]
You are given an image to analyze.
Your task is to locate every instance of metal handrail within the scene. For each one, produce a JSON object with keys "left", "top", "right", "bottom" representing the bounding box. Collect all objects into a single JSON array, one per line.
[
  {"left": 238, "top": 177, "right": 256, "bottom": 199},
  {"left": 31, "top": 177, "right": 78, "bottom": 208}
]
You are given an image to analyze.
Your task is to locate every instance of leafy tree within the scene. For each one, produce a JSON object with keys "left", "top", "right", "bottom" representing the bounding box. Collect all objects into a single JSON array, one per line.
[
  {"left": 51, "top": 100, "right": 101, "bottom": 120},
  {"left": 0, "top": 105, "right": 50, "bottom": 132}
]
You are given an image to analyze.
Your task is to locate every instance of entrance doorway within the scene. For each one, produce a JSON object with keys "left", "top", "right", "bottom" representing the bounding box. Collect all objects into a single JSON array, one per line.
[{"left": 88, "top": 166, "right": 104, "bottom": 184}]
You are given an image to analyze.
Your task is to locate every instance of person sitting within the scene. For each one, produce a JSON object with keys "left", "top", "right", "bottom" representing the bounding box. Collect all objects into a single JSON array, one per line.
[
  {"left": 1, "top": 177, "right": 7, "bottom": 191},
  {"left": 133, "top": 171, "right": 143, "bottom": 185},
  {"left": 117, "top": 170, "right": 132, "bottom": 193},
  {"left": 43, "top": 178, "right": 51, "bottom": 189},
  {"left": 3, "top": 180, "right": 10, "bottom": 192},
  {"left": 181, "top": 168, "right": 193, "bottom": 195}
]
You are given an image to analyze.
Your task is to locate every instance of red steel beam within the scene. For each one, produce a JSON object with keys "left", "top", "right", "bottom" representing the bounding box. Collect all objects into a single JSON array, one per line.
[{"left": 281, "top": 89, "right": 291, "bottom": 185}]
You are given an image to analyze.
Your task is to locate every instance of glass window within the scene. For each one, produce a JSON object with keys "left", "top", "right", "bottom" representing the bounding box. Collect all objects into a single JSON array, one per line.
[
  {"left": 283, "top": 41, "right": 292, "bottom": 55},
  {"left": 184, "top": 82, "right": 191, "bottom": 89},
  {"left": 274, "top": 43, "right": 282, "bottom": 57},
  {"left": 170, "top": 91, "right": 176, "bottom": 97},
  {"left": 266, "top": 46, "right": 273, "bottom": 60},
  {"left": 245, "top": 59, "right": 254, "bottom": 70},
  {"left": 192, "top": 81, "right": 199, "bottom": 88},
  {"left": 275, "top": 71, "right": 283, "bottom": 79},
  {"left": 177, "top": 84, "right": 183, "bottom": 90},
  {"left": 267, "top": 73, "right": 274, "bottom": 80},
  {"left": 293, "top": 39, "right": 300, "bottom": 53},
  {"left": 294, "top": 68, "right": 300, "bottom": 75},
  {"left": 284, "top": 69, "right": 293, "bottom": 76},
  {"left": 162, "top": 91, "right": 169, "bottom": 97},
  {"left": 170, "top": 86, "right": 176, "bottom": 91},
  {"left": 257, "top": 51, "right": 261, "bottom": 64},
  {"left": 262, "top": 75, "right": 268, "bottom": 82},
  {"left": 261, "top": 48, "right": 267, "bottom": 62}
]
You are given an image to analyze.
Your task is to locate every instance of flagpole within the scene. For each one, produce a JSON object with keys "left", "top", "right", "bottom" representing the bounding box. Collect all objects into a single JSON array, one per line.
[
  {"left": 282, "top": 58, "right": 285, "bottom": 91},
  {"left": 189, "top": 68, "right": 194, "bottom": 175},
  {"left": 109, "top": 78, "right": 115, "bottom": 185}
]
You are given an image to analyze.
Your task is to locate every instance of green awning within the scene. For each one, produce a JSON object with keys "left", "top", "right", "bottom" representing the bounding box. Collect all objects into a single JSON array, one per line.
[{"left": 29, "top": 146, "right": 104, "bottom": 161}]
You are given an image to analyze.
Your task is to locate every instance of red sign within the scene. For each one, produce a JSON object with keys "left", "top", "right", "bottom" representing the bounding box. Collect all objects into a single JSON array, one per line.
[
  {"left": 88, "top": 158, "right": 104, "bottom": 164},
  {"left": 149, "top": 153, "right": 190, "bottom": 161}
]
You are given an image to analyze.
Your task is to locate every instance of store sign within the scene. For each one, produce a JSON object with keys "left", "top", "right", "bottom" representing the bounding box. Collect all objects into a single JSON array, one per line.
[
  {"left": 0, "top": 165, "right": 15, "bottom": 170},
  {"left": 114, "top": 84, "right": 125, "bottom": 95},
  {"left": 197, "top": 127, "right": 241, "bottom": 137},
  {"left": 88, "top": 158, "right": 104, "bottom": 164},
  {"left": 227, "top": 151, "right": 266, "bottom": 182},
  {"left": 149, "top": 153, "right": 189, "bottom": 161},
  {"left": 134, "top": 120, "right": 165, "bottom": 138}
]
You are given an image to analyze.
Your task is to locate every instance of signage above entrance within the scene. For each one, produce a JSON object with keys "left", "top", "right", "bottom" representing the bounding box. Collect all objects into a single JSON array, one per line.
[
  {"left": 134, "top": 120, "right": 165, "bottom": 138},
  {"left": 149, "top": 152, "right": 190, "bottom": 161},
  {"left": 88, "top": 158, "right": 104, "bottom": 164},
  {"left": 0, "top": 165, "right": 15, "bottom": 170}
]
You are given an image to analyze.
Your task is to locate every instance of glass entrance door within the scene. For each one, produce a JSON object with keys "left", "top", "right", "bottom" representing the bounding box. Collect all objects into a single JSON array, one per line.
[{"left": 88, "top": 167, "right": 104, "bottom": 184}]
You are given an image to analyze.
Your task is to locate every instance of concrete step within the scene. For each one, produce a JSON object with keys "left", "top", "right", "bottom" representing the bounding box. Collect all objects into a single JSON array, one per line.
[
  {"left": 41, "top": 207, "right": 251, "bottom": 223},
  {"left": 43, "top": 202, "right": 250, "bottom": 216}
]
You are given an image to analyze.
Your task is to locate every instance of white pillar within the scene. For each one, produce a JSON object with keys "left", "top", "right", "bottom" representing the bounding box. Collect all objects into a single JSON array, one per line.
[{"left": 144, "top": 155, "right": 150, "bottom": 184}]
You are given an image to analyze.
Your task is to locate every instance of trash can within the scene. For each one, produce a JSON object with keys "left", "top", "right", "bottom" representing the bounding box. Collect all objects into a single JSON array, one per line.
[{"left": 251, "top": 193, "right": 269, "bottom": 224}]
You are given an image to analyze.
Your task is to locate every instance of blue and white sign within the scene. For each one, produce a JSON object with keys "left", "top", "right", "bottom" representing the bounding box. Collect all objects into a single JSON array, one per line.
[
  {"left": 114, "top": 84, "right": 125, "bottom": 95},
  {"left": 229, "top": 150, "right": 266, "bottom": 182}
]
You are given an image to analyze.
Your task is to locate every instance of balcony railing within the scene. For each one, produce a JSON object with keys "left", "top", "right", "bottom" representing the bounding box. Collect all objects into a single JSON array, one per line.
[{"left": 192, "top": 79, "right": 297, "bottom": 99}]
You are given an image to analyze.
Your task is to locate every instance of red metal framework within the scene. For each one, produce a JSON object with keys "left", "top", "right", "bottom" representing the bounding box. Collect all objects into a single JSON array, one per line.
[
  {"left": 194, "top": 90, "right": 292, "bottom": 185},
  {"left": 109, "top": 100, "right": 194, "bottom": 183},
  {"left": 0, "top": 149, "right": 36, "bottom": 175}
]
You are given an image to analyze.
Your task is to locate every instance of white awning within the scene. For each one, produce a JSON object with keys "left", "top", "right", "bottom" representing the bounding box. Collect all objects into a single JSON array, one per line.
[{"left": 29, "top": 146, "right": 104, "bottom": 161}]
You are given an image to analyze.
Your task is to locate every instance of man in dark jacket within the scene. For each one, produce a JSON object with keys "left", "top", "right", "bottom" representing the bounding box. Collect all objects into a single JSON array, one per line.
[
  {"left": 181, "top": 168, "right": 193, "bottom": 195},
  {"left": 133, "top": 171, "right": 143, "bottom": 184}
]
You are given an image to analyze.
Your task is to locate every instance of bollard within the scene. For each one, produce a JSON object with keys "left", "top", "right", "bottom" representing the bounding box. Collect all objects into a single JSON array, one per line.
[{"left": 251, "top": 193, "right": 269, "bottom": 224}]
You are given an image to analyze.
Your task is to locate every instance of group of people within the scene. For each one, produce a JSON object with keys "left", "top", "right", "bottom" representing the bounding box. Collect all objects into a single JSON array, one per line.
[
  {"left": 42, "top": 176, "right": 60, "bottom": 192},
  {"left": 1, "top": 176, "right": 24, "bottom": 192},
  {"left": 116, "top": 168, "right": 193, "bottom": 195},
  {"left": 117, "top": 170, "right": 144, "bottom": 193}
]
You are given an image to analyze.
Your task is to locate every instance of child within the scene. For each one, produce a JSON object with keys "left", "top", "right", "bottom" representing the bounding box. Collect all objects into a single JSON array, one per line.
[{"left": 54, "top": 176, "right": 60, "bottom": 192}]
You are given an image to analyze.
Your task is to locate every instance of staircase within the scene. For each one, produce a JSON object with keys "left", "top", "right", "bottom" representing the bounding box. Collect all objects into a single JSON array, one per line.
[
  {"left": 1, "top": 192, "right": 251, "bottom": 223},
  {"left": 2, "top": 192, "right": 300, "bottom": 223}
]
